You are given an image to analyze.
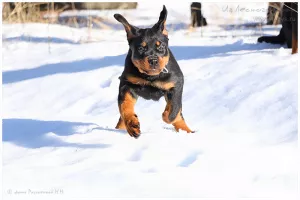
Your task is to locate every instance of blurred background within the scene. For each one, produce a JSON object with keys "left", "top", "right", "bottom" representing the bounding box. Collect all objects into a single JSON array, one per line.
[
  {"left": 2, "top": 2, "right": 283, "bottom": 43},
  {"left": 2, "top": 3, "right": 298, "bottom": 199}
]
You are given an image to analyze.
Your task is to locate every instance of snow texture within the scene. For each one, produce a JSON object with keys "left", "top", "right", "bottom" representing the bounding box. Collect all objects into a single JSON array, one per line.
[{"left": 2, "top": 2, "right": 298, "bottom": 200}]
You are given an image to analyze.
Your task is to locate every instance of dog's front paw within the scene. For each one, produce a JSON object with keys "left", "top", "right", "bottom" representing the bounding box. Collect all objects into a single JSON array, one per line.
[
  {"left": 257, "top": 36, "right": 265, "bottom": 43},
  {"left": 125, "top": 114, "right": 141, "bottom": 138}
]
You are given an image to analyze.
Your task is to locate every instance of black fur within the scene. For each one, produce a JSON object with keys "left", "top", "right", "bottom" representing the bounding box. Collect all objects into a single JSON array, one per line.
[
  {"left": 115, "top": 5, "right": 186, "bottom": 126},
  {"left": 118, "top": 46, "right": 184, "bottom": 122},
  {"left": 258, "top": 2, "right": 298, "bottom": 49},
  {"left": 191, "top": 2, "right": 207, "bottom": 27}
]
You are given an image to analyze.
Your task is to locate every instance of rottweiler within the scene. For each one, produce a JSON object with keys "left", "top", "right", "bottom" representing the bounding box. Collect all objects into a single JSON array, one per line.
[
  {"left": 258, "top": 2, "right": 298, "bottom": 54},
  {"left": 114, "top": 5, "right": 194, "bottom": 138}
]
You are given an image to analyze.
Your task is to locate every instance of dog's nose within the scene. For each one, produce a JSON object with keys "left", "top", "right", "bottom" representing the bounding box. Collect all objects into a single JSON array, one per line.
[
  {"left": 148, "top": 56, "right": 158, "bottom": 68},
  {"left": 149, "top": 59, "right": 158, "bottom": 67}
]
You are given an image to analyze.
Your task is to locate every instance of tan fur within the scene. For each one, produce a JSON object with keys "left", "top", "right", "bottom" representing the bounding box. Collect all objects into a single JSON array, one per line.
[
  {"left": 123, "top": 24, "right": 135, "bottom": 39},
  {"left": 292, "top": 32, "right": 298, "bottom": 54},
  {"left": 131, "top": 54, "right": 169, "bottom": 76},
  {"left": 162, "top": 98, "right": 193, "bottom": 133},
  {"left": 141, "top": 41, "right": 147, "bottom": 47},
  {"left": 119, "top": 92, "right": 136, "bottom": 120},
  {"left": 154, "top": 81, "right": 175, "bottom": 90},
  {"left": 126, "top": 75, "right": 175, "bottom": 90},
  {"left": 132, "top": 58, "right": 153, "bottom": 74},
  {"left": 117, "top": 92, "right": 140, "bottom": 137},
  {"left": 172, "top": 119, "right": 194, "bottom": 133},
  {"left": 115, "top": 117, "right": 126, "bottom": 130},
  {"left": 158, "top": 54, "right": 169, "bottom": 69}
]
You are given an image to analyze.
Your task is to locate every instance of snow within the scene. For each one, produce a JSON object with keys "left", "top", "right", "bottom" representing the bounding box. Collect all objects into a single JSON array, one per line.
[{"left": 2, "top": 3, "right": 298, "bottom": 200}]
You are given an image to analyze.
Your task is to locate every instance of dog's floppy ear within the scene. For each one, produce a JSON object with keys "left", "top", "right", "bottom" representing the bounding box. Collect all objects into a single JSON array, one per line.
[
  {"left": 114, "top": 14, "right": 139, "bottom": 39},
  {"left": 152, "top": 5, "right": 168, "bottom": 36}
]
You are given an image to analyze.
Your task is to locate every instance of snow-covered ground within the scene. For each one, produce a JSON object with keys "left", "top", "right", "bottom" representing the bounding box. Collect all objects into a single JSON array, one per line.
[{"left": 2, "top": 3, "right": 298, "bottom": 200}]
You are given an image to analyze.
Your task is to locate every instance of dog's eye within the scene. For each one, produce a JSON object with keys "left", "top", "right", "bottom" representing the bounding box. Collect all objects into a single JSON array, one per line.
[
  {"left": 138, "top": 46, "right": 146, "bottom": 54},
  {"left": 138, "top": 41, "right": 147, "bottom": 54},
  {"left": 157, "top": 42, "right": 165, "bottom": 51}
]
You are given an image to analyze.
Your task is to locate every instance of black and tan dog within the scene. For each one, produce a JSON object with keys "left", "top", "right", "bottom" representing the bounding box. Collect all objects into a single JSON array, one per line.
[
  {"left": 114, "top": 6, "right": 193, "bottom": 138},
  {"left": 258, "top": 2, "right": 298, "bottom": 54}
]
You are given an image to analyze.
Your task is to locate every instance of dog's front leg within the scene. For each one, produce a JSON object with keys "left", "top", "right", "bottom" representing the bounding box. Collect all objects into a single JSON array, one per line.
[
  {"left": 117, "top": 85, "right": 140, "bottom": 138},
  {"left": 257, "top": 28, "right": 286, "bottom": 45},
  {"left": 162, "top": 87, "right": 194, "bottom": 133}
]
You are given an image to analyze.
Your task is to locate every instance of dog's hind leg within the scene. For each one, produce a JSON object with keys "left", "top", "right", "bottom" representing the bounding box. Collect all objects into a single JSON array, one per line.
[
  {"left": 257, "top": 28, "right": 286, "bottom": 45},
  {"left": 162, "top": 88, "right": 194, "bottom": 133},
  {"left": 172, "top": 112, "right": 194, "bottom": 133}
]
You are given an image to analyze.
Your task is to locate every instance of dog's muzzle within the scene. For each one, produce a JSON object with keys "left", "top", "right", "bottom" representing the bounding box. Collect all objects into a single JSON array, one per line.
[{"left": 147, "top": 55, "right": 158, "bottom": 68}]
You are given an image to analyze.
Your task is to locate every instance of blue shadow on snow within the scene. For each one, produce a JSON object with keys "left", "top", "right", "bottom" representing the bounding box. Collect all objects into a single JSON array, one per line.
[
  {"left": 2, "top": 118, "right": 111, "bottom": 149},
  {"left": 3, "top": 36, "right": 79, "bottom": 44},
  {"left": 2, "top": 40, "right": 283, "bottom": 84},
  {"left": 3, "top": 54, "right": 126, "bottom": 84}
]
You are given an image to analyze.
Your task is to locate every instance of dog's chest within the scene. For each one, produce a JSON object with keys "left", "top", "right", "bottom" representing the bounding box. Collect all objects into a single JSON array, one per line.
[
  {"left": 125, "top": 75, "right": 173, "bottom": 101},
  {"left": 134, "top": 84, "right": 166, "bottom": 101}
]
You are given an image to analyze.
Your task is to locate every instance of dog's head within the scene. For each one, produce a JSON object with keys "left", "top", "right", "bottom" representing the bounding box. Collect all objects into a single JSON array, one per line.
[{"left": 114, "top": 5, "right": 169, "bottom": 76}]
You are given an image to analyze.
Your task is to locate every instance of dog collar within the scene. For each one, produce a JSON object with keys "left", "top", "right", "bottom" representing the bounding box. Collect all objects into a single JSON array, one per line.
[{"left": 162, "top": 67, "right": 169, "bottom": 73}]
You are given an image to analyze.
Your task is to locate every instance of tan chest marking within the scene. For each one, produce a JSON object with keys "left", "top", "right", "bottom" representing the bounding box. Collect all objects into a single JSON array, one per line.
[{"left": 126, "top": 75, "right": 175, "bottom": 91}]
